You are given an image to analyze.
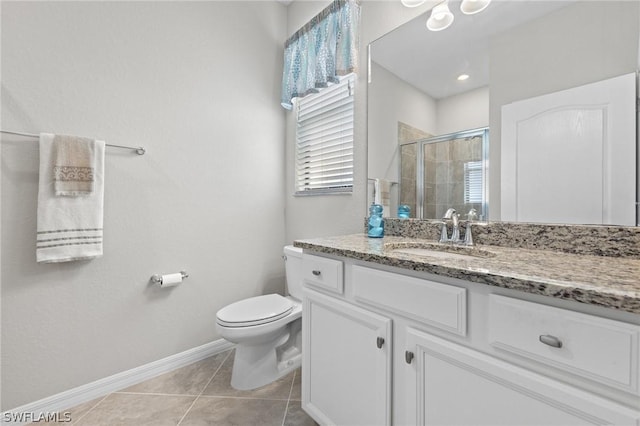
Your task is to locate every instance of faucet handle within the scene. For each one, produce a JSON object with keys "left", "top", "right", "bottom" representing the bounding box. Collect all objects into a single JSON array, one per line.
[
  {"left": 438, "top": 220, "right": 450, "bottom": 243},
  {"left": 443, "top": 207, "right": 456, "bottom": 220},
  {"left": 466, "top": 208, "right": 478, "bottom": 221},
  {"left": 463, "top": 222, "right": 474, "bottom": 246}
]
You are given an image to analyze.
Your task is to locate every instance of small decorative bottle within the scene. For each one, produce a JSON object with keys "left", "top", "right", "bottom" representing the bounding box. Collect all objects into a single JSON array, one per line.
[
  {"left": 398, "top": 204, "right": 410, "bottom": 219},
  {"left": 368, "top": 203, "right": 385, "bottom": 238}
]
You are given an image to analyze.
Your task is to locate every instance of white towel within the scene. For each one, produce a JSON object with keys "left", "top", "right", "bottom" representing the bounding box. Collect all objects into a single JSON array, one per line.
[
  {"left": 37, "top": 133, "right": 105, "bottom": 263},
  {"left": 374, "top": 178, "right": 391, "bottom": 217},
  {"left": 53, "top": 134, "right": 96, "bottom": 196}
]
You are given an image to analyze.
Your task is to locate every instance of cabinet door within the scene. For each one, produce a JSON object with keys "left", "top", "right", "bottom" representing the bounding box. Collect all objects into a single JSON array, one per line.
[
  {"left": 404, "top": 328, "right": 639, "bottom": 426},
  {"left": 303, "top": 290, "right": 392, "bottom": 426}
]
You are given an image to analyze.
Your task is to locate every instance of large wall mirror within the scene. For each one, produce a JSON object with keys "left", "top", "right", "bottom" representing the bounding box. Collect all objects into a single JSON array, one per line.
[{"left": 367, "top": 0, "right": 640, "bottom": 225}]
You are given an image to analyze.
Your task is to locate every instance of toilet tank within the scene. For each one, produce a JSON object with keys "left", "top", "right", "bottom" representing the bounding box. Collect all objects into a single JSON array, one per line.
[{"left": 284, "top": 245, "right": 304, "bottom": 300}]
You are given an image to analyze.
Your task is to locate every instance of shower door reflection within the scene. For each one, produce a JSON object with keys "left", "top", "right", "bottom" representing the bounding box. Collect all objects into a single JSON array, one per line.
[{"left": 400, "top": 128, "right": 489, "bottom": 220}]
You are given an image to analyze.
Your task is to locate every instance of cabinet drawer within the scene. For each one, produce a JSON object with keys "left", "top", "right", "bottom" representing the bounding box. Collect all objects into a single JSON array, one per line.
[
  {"left": 352, "top": 265, "right": 466, "bottom": 336},
  {"left": 302, "top": 254, "right": 344, "bottom": 294},
  {"left": 488, "top": 295, "right": 640, "bottom": 394}
]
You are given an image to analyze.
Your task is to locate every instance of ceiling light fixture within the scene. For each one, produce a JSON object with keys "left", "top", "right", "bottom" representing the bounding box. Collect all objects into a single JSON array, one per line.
[
  {"left": 401, "top": 0, "right": 426, "bottom": 7},
  {"left": 460, "top": 0, "right": 492, "bottom": 15},
  {"left": 457, "top": 74, "right": 470, "bottom": 81},
  {"left": 426, "top": 1, "right": 454, "bottom": 32}
]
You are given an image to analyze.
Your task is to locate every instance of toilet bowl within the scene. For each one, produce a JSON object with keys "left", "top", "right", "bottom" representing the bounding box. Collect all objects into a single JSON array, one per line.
[{"left": 216, "top": 246, "right": 303, "bottom": 390}]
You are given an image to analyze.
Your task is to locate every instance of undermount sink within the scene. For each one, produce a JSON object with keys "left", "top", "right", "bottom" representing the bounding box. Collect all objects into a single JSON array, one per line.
[{"left": 384, "top": 242, "right": 495, "bottom": 261}]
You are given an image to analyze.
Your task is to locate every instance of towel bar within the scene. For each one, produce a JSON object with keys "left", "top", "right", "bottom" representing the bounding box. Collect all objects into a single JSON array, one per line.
[{"left": 0, "top": 130, "right": 146, "bottom": 155}]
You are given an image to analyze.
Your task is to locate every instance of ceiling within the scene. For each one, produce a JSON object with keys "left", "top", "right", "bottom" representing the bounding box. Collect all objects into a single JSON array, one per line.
[{"left": 371, "top": 0, "right": 575, "bottom": 100}]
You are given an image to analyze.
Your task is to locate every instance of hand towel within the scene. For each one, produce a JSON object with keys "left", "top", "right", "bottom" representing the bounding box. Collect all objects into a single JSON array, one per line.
[
  {"left": 374, "top": 178, "right": 391, "bottom": 217},
  {"left": 37, "top": 133, "right": 105, "bottom": 263},
  {"left": 53, "top": 134, "right": 95, "bottom": 196}
]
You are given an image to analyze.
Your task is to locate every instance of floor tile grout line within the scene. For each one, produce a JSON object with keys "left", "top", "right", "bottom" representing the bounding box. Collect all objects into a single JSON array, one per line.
[
  {"left": 63, "top": 350, "right": 310, "bottom": 426},
  {"left": 35, "top": 349, "right": 236, "bottom": 426},
  {"left": 177, "top": 348, "right": 233, "bottom": 425},
  {"left": 194, "top": 394, "right": 291, "bottom": 401},
  {"left": 113, "top": 391, "right": 203, "bottom": 398},
  {"left": 69, "top": 393, "right": 109, "bottom": 425},
  {"left": 282, "top": 369, "right": 297, "bottom": 426}
]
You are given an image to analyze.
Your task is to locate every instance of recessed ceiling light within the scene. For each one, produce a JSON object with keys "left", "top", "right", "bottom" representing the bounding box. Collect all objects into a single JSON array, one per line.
[{"left": 457, "top": 74, "right": 470, "bottom": 81}]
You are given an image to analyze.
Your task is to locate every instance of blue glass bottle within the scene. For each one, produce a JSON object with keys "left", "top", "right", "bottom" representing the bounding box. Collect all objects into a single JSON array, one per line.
[
  {"left": 398, "top": 204, "right": 411, "bottom": 219},
  {"left": 367, "top": 203, "right": 384, "bottom": 238}
]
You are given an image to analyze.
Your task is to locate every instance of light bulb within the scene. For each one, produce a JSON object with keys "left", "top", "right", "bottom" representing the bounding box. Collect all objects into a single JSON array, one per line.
[
  {"left": 426, "top": 1, "right": 454, "bottom": 31},
  {"left": 460, "top": 0, "right": 491, "bottom": 15},
  {"left": 401, "top": 0, "right": 426, "bottom": 7}
]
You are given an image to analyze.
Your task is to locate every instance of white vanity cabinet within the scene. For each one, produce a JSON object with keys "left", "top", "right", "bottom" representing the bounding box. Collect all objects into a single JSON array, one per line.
[
  {"left": 301, "top": 254, "right": 392, "bottom": 425},
  {"left": 300, "top": 252, "right": 640, "bottom": 426},
  {"left": 404, "top": 328, "right": 638, "bottom": 425},
  {"left": 302, "top": 290, "right": 392, "bottom": 425}
]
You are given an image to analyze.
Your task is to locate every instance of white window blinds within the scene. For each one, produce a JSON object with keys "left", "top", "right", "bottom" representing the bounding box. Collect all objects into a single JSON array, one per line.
[
  {"left": 464, "top": 160, "right": 483, "bottom": 204},
  {"left": 295, "top": 74, "right": 355, "bottom": 195}
]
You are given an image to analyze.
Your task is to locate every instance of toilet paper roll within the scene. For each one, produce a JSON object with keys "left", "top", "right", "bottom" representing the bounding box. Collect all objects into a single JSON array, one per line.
[{"left": 160, "top": 273, "right": 183, "bottom": 288}]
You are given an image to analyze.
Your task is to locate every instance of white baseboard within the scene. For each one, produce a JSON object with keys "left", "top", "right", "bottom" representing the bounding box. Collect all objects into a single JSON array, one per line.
[{"left": 1, "top": 339, "right": 234, "bottom": 425}]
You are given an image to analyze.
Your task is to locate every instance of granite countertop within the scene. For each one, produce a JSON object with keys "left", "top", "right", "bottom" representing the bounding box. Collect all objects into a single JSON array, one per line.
[{"left": 294, "top": 234, "right": 640, "bottom": 315}]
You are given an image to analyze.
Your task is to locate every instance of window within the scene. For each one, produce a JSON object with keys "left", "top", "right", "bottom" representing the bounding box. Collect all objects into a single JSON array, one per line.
[
  {"left": 295, "top": 74, "right": 355, "bottom": 195},
  {"left": 464, "top": 160, "right": 483, "bottom": 204}
]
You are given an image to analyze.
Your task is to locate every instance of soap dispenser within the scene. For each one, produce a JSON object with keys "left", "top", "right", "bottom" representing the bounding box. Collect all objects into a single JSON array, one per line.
[
  {"left": 368, "top": 203, "right": 385, "bottom": 238},
  {"left": 398, "top": 204, "right": 410, "bottom": 219}
]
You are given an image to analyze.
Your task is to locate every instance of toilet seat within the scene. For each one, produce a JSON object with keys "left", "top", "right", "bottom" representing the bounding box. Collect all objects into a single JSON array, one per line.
[{"left": 217, "top": 294, "right": 294, "bottom": 328}]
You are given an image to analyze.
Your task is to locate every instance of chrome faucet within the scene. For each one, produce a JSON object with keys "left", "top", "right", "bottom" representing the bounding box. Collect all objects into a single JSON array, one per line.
[
  {"left": 439, "top": 208, "right": 460, "bottom": 243},
  {"left": 440, "top": 207, "right": 477, "bottom": 245}
]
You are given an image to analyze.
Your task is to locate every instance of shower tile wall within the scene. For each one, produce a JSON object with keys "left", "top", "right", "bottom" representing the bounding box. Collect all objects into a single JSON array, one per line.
[
  {"left": 424, "top": 135, "right": 483, "bottom": 219},
  {"left": 400, "top": 135, "right": 483, "bottom": 220},
  {"left": 400, "top": 143, "right": 417, "bottom": 217}
]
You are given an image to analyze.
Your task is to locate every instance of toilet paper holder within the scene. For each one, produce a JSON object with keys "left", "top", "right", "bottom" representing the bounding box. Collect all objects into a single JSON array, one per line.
[{"left": 150, "top": 270, "right": 189, "bottom": 285}]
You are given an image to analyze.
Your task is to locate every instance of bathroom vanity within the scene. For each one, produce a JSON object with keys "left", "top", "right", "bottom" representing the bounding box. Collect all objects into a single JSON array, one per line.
[{"left": 294, "top": 222, "right": 640, "bottom": 425}]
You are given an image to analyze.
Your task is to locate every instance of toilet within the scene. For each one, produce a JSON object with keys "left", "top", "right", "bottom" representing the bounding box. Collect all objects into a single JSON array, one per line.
[{"left": 216, "top": 245, "right": 303, "bottom": 390}]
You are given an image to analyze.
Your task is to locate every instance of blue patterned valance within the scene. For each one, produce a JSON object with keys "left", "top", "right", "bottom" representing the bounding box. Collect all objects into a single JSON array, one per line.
[{"left": 281, "top": 0, "right": 361, "bottom": 110}]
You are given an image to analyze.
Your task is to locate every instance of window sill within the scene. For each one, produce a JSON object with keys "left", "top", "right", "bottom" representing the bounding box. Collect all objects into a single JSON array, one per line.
[{"left": 294, "top": 188, "right": 353, "bottom": 197}]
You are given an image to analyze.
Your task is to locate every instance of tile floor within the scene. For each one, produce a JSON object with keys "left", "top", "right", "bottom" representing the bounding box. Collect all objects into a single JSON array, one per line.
[{"left": 30, "top": 349, "right": 317, "bottom": 426}]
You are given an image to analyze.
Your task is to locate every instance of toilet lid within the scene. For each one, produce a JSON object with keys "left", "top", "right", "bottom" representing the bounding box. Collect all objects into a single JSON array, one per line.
[{"left": 217, "top": 294, "right": 294, "bottom": 327}]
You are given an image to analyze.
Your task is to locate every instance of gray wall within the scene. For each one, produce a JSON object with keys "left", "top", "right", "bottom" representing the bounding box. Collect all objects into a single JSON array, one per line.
[
  {"left": 1, "top": 0, "right": 448, "bottom": 410},
  {"left": 1, "top": 1, "right": 287, "bottom": 410},
  {"left": 368, "top": 61, "right": 437, "bottom": 184}
]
